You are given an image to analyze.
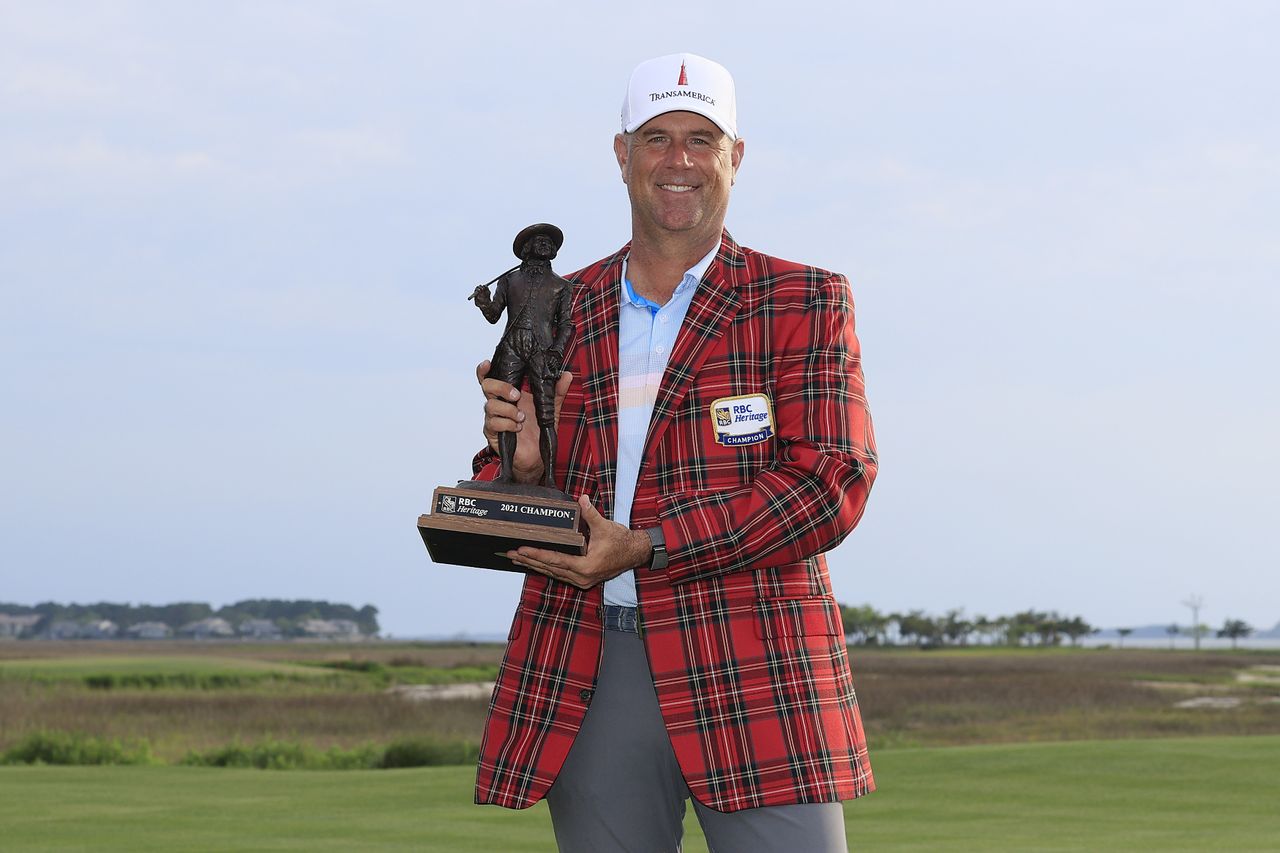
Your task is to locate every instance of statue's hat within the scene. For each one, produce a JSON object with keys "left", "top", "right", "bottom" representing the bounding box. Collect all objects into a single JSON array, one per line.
[{"left": 513, "top": 223, "right": 564, "bottom": 258}]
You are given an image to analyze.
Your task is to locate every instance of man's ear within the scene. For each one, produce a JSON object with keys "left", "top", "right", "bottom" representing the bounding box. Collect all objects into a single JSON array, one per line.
[
  {"left": 613, "top": 133, "right": 629, "bottom": 184},
  {"left": 730, "top": 137, "right": 744, "bottom": 184}
]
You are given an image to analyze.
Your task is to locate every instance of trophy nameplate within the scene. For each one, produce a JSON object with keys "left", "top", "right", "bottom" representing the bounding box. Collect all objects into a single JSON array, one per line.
[{"left": 418, "top": 485, "right": 586, "bottom": 573}]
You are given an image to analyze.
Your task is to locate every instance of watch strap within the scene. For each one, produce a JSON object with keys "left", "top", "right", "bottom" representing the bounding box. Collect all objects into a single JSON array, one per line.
[{"left": 645, "top": 526, "right": 668, "bottom": 571}]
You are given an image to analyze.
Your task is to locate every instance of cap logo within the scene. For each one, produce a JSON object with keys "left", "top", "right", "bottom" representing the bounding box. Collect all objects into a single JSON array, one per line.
[{"left": 677, "top": 61, "right": 688, "bottom": 86}]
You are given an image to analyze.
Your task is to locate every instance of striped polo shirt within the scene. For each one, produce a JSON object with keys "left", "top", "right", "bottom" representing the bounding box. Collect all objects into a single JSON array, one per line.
[{"left": 604, "top": 246, "right": 717, "bottom": 608}]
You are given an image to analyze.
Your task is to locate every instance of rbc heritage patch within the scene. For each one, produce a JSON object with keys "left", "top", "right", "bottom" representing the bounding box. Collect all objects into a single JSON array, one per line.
[{"left": 710, "top": 393, "right": 775, "bottom": 446}]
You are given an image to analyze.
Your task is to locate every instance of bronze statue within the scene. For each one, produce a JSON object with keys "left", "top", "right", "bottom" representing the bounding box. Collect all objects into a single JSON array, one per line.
[
  {"left": 418, "top": 223, "right": 584, "bottom": 571},
  {"left": 470, "top": 223, "right": 573, "bottom": 490}
]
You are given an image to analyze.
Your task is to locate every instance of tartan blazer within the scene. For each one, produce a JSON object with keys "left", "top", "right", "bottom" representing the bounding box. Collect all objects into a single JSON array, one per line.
[{"left": 473, "top": 231, "right": 878, "bottom": 813}]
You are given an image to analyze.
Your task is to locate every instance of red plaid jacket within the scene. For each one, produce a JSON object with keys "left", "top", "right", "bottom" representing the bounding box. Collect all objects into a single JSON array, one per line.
[{"left": 473, "top": 231, "right": 878, "bottom": 813}]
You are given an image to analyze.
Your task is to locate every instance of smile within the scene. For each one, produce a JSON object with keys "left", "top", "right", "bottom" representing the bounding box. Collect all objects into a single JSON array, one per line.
[{"left": 659, "top": 184, "right": 696, "bottom": 193}]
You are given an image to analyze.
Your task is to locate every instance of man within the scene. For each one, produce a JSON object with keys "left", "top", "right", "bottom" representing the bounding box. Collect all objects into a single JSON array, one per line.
[
  {"left": 472, "top": 53, "right": 877, "bottom": 852},
  {"left": 471, "top": 223, "right": 574, "bottom": 488}
]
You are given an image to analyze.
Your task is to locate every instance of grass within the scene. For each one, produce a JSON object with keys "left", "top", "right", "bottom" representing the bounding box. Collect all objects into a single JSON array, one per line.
[
  {"left": 1, "top": 643, "right": 1278, "bottom": 764},
  {"left": 0, "top": 687, "right": 486, "bottom": 762},
  {"left": 0, "top": 655, "right": 324, "bottom": 677},
  {"left": 853, "top": 735, "right": 1280, "bottom": 851},
  {"left": 851, "top": 646, "right": 1280, "bottom": 748},
  {"left": 0, "top": 647, "right": 496, "bottom": 761},
  {"left": 1, "top": 643, "right": 1278, "bottom": 849},
  {"left": 0, "top": 654, "right": 357, "bottom": 691},
  {"left": 0, "top": 735, "right": 1276, "bottom": 851},
  {"left": 0, "top": 653, "right": 498, "bottom": 689},
  {"left": 305, "top": 659, "right": 500, "bottom": 686},
  {"left": 2, "top": 731, "right": 157, "bottom": 766}
]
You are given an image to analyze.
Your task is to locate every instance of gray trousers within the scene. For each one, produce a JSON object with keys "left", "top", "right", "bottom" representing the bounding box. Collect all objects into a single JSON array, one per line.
[{"left": 545, "top": 625, "right": 848, "bottom": 853}]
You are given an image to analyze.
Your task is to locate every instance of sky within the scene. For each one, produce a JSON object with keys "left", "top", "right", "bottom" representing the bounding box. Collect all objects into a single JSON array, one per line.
[{"left": 2, "top": 1, "right": 1277, "bottom": 638}]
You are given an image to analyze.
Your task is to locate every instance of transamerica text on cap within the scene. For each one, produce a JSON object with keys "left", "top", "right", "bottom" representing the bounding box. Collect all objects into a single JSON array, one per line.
[{"left": 648, "top": 89, "right": 716, "bottom": 106}]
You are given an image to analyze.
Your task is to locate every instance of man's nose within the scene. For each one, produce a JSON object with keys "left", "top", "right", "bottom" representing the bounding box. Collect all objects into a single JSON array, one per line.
[{"left": 663, "top": 142, "right": 694, "bottom": 168}]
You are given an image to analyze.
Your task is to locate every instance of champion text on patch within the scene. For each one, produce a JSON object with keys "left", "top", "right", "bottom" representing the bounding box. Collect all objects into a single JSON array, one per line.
[{"left": 710, "top": 393, "right": 775, "bottom": 446}]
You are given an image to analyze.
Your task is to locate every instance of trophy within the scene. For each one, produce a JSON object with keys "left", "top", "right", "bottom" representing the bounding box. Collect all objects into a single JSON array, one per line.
[{"left": 418, "top": 224, "right": 586, "bottom": 572}]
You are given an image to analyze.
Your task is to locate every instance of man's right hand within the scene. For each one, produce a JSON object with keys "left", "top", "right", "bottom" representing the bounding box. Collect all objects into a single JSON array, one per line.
[{"left": 476, "top": 360, "right": 574, "bottom": 484}]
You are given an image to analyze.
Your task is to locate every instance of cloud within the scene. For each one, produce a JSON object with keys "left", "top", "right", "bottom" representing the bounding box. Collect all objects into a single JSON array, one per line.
[
  {"left": 287, "top": 127, "right": 408, "bottom": 170},
  {"left": 3, "top": 62, "right": 115, "bottom": 102}
]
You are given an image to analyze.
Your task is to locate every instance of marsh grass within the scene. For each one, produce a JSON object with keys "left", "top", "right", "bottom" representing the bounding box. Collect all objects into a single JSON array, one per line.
[
  {"left": 305, "top": 659, "right": 499, "bottom": 686},
  {"left": 851, "top": 646, "right": 1280, "bottom": 747},
  {"left": 1, "top": 731, "right": 156, "bottom": 766},
  {"left": 177, "top": 736, "right": 478, "bottom": 769},
  {"left": 0, "top": 681, "right": 487, "bottom": 761},
  {"left": 2, "top": 642, "right": 1276, "bottom": 766}
]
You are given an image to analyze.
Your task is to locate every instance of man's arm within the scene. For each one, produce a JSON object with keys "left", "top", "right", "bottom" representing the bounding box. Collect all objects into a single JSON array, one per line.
[{"left": 656, "top": 272, "right": 876, "bottom": 586}]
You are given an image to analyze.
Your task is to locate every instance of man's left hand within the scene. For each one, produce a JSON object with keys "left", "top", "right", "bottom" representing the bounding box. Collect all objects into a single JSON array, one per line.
[{"left": 507, "top": 495, "right": 653, "bottom": 589}]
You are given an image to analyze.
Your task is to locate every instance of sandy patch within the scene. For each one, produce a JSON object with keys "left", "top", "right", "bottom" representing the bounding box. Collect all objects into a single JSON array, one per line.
[
  {"left": 1135, "top": 680, "right": 1233, "bottom": 692},
  {"left": 1236, "top": 665, "right": 1280, "bottom": 685},
  {"left": 1174, "top": 696, "right": 1244, "bottom": 710},
  {"left": 389, "top": 682, "right": 495, "bottom": 701}
]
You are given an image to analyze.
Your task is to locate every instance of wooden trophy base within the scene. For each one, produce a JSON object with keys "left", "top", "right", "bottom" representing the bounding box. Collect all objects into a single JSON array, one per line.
[{"left": 417, "top": 483, "right": 586, "bottom": 573}]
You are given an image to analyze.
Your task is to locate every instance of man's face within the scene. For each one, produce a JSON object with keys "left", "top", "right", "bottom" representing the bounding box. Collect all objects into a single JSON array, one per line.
[{"left": 613, "top": 111, "right": 744, "bottom": 244}]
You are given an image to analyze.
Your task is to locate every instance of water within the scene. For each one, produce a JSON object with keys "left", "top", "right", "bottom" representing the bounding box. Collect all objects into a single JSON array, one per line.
[{"left": 1081, "top": 636, "right": 1280, "bottom": 651}]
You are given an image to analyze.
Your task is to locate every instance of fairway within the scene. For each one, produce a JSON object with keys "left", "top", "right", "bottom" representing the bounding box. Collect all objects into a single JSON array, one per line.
[{"left": 2, "top": 735, "right": 1277, "bottom": 851}]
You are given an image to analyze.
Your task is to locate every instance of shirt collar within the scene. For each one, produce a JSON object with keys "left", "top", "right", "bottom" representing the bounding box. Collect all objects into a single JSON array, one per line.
[{"left": 621, "top": 244, "right": 719, "bottom": 312}]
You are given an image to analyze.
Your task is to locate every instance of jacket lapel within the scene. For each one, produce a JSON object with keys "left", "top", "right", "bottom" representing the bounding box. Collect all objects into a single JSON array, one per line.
[
  {"left": 573, "top": 248, "right": 625, "bottom": 516},
  {"left": 643, "top": 232, "right": 743, "bottom": 460}
]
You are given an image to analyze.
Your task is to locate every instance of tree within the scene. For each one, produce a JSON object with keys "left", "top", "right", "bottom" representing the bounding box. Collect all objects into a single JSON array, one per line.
[
  {"left": 1005, "top": 612, "right": 1039, "bottom": 647},
  {"left": 840, "top": 604, "right": 886, "bottom": 645},
  {"left": 1217, "top": 619, "right": 1253, "bottom": 650},
  {"left": 833, "top": 604, "right": 1092, "bottom": 651},
  {"left": 895, "top": 610, "right": 939, "bottom": 648},
  {"left": 1116, "top": 628, "right": 1133, "bottom": 649},
  {"left": 1009, "top": 610, "right": 1059, "bottom": 646},
  {"left": 1061, "top": 616, "right": 1095, "bottom": 647},
  {"left": 941, "top": 609, "right": 972, "bottom": 646},
  {"left": 1037, "top": 613, "right": 1064, "bottom": 647},
  {"left": 1166, "top": 623, "right": 1180, "bottom": 649}
]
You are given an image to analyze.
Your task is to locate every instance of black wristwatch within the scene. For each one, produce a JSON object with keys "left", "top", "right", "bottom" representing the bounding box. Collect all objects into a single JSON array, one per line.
[{"left": 645, "top": 526, "right": 668, "bottom": 572}]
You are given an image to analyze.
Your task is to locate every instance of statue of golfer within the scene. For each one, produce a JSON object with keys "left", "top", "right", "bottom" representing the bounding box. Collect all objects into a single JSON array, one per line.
[{"left": 470, "top": 223, "right": 573, "bottom": 489}]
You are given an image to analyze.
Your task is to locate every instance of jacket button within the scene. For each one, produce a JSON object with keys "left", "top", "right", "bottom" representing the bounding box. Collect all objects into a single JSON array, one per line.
[{"left": 578, "top": 688, "right": 593, "bottom": 704}]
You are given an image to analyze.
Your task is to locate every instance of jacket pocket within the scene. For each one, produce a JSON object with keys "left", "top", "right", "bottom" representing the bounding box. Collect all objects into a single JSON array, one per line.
[{"left": 754, "top": 596, "right": 842, "bottom": 639}]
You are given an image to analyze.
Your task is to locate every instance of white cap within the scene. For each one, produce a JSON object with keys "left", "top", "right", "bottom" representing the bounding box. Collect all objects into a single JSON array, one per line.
[{"left": 621, "top": 53, "right": 738, "bottom": 140}]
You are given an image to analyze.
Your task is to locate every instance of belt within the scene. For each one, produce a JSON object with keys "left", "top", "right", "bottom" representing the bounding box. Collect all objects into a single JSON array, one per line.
[{"left": 601, "top": 604, "right": 640, "bottom": 633}]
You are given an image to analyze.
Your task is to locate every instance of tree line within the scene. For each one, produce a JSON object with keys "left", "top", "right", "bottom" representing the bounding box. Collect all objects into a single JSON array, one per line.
[
  {"left": 0, "top": 599, "right": 380, "bottom": 636},
  {"left": 838, "top": 605, "right": 1096, "bottom": 647},
  {"left": 1116, "top": 618, "right": 1257, "bottom": 650}
]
